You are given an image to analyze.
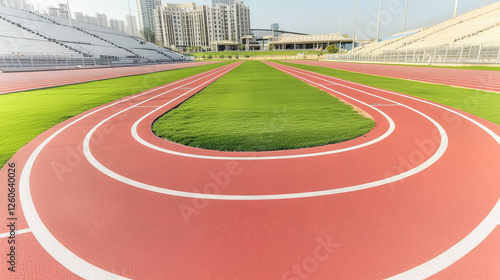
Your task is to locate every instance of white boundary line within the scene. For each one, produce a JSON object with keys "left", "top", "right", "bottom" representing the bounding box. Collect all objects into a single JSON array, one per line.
[
  {"left": 19, "top": 63, "right": 238, "bottom": 279},
  {"left": 273, "top": 63, "right": 500, "bottom": 145},
  {"left": 0, "top": 228, "right": 31, "bottom": 239},
  {"left": 129, "top": 91, "right": 396, "bottom": 160},
  {"left": 294, "top": 61, "right": 500, "bottom": 92},
  {"left": 273, "top": 62, "right": 500, "bottom": 280},
  {"left": 83, "top": 62, "right": 448, "bottom": 200}
]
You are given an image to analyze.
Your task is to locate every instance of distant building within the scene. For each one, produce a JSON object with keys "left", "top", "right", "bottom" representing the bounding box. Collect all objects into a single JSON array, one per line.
[
  {"left": 136, "top": 0, "right": 161, "bottom": 32},
  {"left": 126, "top": 15, "right": 139, "bottom": 37},
  {"left": 47, "top": 3, "right": 68, "bottom": 19},
  {"left": 74, "top": 12, "right": 85, "bottom": 22},
  {"left": 154, "top": 0, "right": 250, "bottom": 51},
  {"left": 270, "top": 23, "right": 279, "bottom": 31},
  {"left": 110, "top": 19, "right": 126, "bottom": 34},
  {"left": 96, "top": 13, "right": 108, "bottom": 27},
  {"left": 212, "top": 0, "right": 235, "bottom": 6},
  {"left": 86, "top": 16, "right": 99, "bottom": 26}
]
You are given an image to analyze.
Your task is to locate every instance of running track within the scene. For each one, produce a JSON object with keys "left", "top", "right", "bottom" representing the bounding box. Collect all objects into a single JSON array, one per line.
[
  {"left": 0, "top": 61, "right": 222, "bottom": 95},
  {"left": 286, "top": 60, "right": 500, "bottom": 93},
  {"left": 1, "top": 61, "right": 499, "bottom": 279}
]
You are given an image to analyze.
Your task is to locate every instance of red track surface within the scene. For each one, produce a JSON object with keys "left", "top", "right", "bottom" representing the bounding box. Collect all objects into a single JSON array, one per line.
[
  {"left": 1, "top": 61, "right": 499, "bottom": 279},
  {"left": 0, "top": 61, "right": 221, "bottom": 94},
  {"left": 287, "top": 60, "right": 500, "bottom": 93}
]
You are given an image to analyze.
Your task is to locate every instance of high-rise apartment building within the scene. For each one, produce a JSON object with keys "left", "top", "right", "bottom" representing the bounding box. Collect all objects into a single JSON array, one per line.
[
  {"left": 126, "top": 15, "right": 139, "bottom": 37},
  {"left": 212, "top": 0, "right": 235, "bottom": 6},
  {"left": 110, "top": 19, "right": 126, "bottom": 34},
  {"left": 96, "top": 13, "right": 108, "bottom": 27},
  {"left": 154, "top": 0, "right": 250, "bottom": 51},
  {"left": 137, "top": 0, "right": 161, "bottom": 32}
]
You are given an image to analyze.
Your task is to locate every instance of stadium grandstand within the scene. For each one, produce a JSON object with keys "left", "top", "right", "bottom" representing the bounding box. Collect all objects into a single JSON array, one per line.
[
  {"left": 329, "top": 1, "right": 500, "bottom": 64},
  {"left": 0, "top": 5, "right": 189, "bottom": 69}
]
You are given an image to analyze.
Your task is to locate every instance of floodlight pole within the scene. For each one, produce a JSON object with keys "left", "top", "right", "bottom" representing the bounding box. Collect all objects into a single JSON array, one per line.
[
  {"left": 403, "top": 0, "right": 409, "bottom": 32},
  {"left": 352, "top": 0, "right": 357, "bottom": 52},
  {"left": 454, "top": 0, "right": 459, "bottom": 17},
  {"left": 66, "top": 0, "right": 72, "bottom": 27},
  {"left": 376, "top": 0, "right": 382, "bottom": 41}
]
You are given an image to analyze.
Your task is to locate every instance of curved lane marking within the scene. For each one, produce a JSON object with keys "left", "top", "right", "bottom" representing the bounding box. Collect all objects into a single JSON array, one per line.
[
  {"left": 129, "top": 90, "right": 396, "bottom": 160},
  {"left": 19, "top": 63, "right": 238, "bottom": 279},
  {"left": 272, "top": 62, "right": 500, "bottom": 280},
  {"left": 0, "top": 228, "right": 31, "bottom": 239},
  {"left": 83, "top": 64, "right": 448, "bottom": 200}
]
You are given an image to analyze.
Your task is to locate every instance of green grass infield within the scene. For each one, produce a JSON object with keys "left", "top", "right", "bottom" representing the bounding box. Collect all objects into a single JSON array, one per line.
[
  {"left": 152, "top": 60, "right": 375, "bottom": 152},
  {"left": 278, "top": 61, "right": 500, "bottom": 126}
]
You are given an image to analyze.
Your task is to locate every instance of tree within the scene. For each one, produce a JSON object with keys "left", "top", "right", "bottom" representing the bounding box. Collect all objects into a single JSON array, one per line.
[
  {"left": 208, "top": 55, "right": 213, "bottom": 59},
  {"left": 326, "top": 44, "right": 339, "bottom": 54},
  {"left": 228, "top": 55, "right": 233, "bottom": 59},
  {"left": 219, "top": 55, "right": 225, "bottom": 59},
  {"left": 269, "top": 44, "right": 276, "bottom": 51},
  {"left": 141, "top": 27, "right": 156, "bottom": 43},
  {"left": 239, "top": 44, "right": 245, "bottom": 51}
]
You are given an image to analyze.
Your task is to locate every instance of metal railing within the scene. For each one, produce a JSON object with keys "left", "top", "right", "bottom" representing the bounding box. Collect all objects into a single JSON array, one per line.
[
  {"left": 0, "top": 53, "right": 119, "bottom": 69},
  {"left": 326, "top": 45, "right": 500, "bottom": 64}
]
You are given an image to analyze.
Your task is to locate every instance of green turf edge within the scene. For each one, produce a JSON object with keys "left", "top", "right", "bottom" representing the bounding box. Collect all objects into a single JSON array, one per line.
[
  {"left": 0, "top": 61, "right": 233, "bottom": 167},
  {"left": 321, "top": 60, "right": 500, "bottom": 71},
  {"left": 278, "top": 61, "right": 500, "bottom": 126},
  {"left": 152, "top": 60, "right": 375, "bottom": 152}
]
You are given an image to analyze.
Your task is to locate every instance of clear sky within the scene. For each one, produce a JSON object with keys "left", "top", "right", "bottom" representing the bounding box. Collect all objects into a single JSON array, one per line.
[{"left": 32, "top": 0, "right": 499, "bottom": 39}]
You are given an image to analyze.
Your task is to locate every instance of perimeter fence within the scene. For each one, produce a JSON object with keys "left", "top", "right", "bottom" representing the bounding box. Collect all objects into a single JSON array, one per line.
[{"left": 326, "top": 45, "right": 500, "bottom": 64}]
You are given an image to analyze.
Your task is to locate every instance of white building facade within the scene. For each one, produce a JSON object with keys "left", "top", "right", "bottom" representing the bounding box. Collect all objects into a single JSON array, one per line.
[
  {"left": 137, "top": 0, "right": 161, "bottom": 32},
  {"left": 154, "top": 0, "right": 250, "bottom": 51},
  {"left": 126, "top": 15, "right": 139, "bottom": 37},
  {"left": 110, "top": 19, "right": 126, "bottom": 34}
]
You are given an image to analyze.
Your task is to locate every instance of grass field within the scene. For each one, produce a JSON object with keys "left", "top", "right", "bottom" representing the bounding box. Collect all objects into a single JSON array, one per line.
[
  {"left": 190, "top": 50, "right": 323, "bottom": 58},
  {"left": 0, "top": 62, "right": 231, "bottom": 166},
  {"left": 279, "top": 61, "right": 500, "bottom": 126},
  {"left": 152, "top": 61, "right": 375, "bottom": 152}
]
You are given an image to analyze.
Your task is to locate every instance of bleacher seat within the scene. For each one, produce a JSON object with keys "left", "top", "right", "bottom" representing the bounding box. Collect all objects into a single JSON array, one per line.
[
  {"left": 355, "top": 1, "right": 500, "bottom": 55},
  {"left": 0, "top": 5, "right": 187, "bottom": 62},
  {"left": 0, "top": 17, "right": 81, "bottom": 56}
]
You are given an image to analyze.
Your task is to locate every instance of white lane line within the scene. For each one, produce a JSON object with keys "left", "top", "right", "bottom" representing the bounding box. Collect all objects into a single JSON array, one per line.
[
  {"left": 275, "top": 62, "right": 500, "bottom": 146},
  {"left": 300, "top": 62, "right": 500, "bottom": 90},
  {"left": 19, "top": 63, "right": 238, "bottom": 280},
  {"left": 129, "top": 63, "right": 397, "bottom": 160},
  {"left": 274, "top": 62, "right": 500, "bottom": 280},
  {"left": 385, "top": 199, "right": 500, "bottom": 280},
  {"left": 129, "top": 93, "right": 395, "bottom": 160},
  {"left": 83, "top": 63, "right": 448, "bottom": 201},
  {"left": 0, "top": 228, "right": 31, "bottom": 239}
]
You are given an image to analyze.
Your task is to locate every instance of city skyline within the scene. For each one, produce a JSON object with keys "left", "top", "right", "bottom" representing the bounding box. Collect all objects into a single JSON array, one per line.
[{"left": 2, "top": 0, "right": 500, "bottom": 39}]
